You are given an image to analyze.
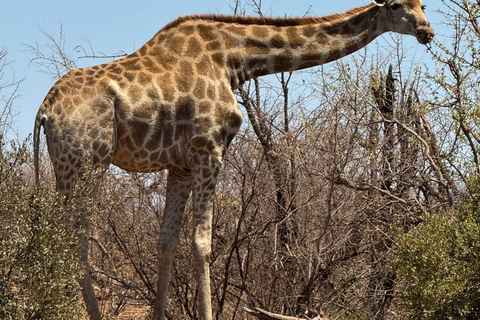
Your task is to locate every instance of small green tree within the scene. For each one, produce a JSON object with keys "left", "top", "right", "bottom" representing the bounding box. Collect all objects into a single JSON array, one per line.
[
  {"left": 393, "top": 176, "right": 480, "bottom": 319},
  {"left": 0, "top": 139, "right": 86, "bottom": 319}
]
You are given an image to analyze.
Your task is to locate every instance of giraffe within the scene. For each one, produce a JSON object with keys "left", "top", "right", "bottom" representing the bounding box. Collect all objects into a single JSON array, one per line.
[{"left": 33, "top": 1, "right": 433, "bottom": 319}]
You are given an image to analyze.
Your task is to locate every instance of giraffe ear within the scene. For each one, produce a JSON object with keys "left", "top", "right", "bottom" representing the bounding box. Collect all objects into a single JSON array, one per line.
[{"left": 372, "top": 0, "right": 386, "bottom": 6}]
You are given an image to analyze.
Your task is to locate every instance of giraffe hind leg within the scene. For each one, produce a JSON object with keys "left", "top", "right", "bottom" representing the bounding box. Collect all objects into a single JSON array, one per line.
[
  {"left": 53, "top": 168, "right": 103, "bottom": 320},
  {"left": 153, "top": 170, "right": 192, "bottom": 320}
]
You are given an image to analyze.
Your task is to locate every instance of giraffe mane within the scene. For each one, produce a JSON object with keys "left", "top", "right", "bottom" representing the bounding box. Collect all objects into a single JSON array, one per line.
[{"left": 157, "top": 3, "right": 374, "bottom": 33}]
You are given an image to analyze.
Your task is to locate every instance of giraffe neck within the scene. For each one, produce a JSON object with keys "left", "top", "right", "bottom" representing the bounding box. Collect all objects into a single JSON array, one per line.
[
  {"left": 138, "top": 4, "right": 387, "bottom": 90},
  {"left": 232, "top": 4, "right": 386, "bottom": 86}
]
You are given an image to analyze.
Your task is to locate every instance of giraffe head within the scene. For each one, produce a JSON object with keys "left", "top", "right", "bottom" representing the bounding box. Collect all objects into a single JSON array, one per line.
[{"left": 372, "top": 0, "right": 434, "bottom": 44}]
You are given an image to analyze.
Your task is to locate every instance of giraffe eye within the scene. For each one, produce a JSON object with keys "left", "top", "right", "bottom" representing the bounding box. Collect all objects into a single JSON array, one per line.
[
  {"left": 421, "top": 5, "right": 426, "bottom": 12},
  {"left": 390, "top": 3, "right": 402, "bottom": 10}
]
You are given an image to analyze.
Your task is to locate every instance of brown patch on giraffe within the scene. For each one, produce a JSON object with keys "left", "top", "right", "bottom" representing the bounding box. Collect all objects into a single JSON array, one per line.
[
  {"left": 189, "top": 135, "right": 215, "bottom": 151},
  {"left": 138, "top": 150, "right": 149, "bottom": 159},
  {"left": 245, "top": 38, "right": 270, "bottom": 55},
  {"left": 193, "top": 78, "right": 206, "bottom": 99},
  {"left": 218, "top": 83, "right": 234, "bottom": 104},
  {"left": 97, "top": 143, "right": 111, "bottom": 158},
  {"left": 178, "top": 24, "right": 195, "bottom": 36},
  {"left": 227, "top": 53, "right": 242, "bottom": 70},
  {"left": 81, "top": 87, "right": 95, "bottom": 100},
  {"left": 206, "top": 84, "right": 216, "bottom": 100},
  {"left": 303, "top": 25, "right": 317, "bottom": 38},
  {"left": 247, "top": 57, "right": 268, "bottom": 76},
  {"left": 198, "top": 24, "right": 218, "bottom": 42},
  {"left": 73, "top": 96, "right": 82, "bottom": 106},
  {"left": 211, "top": 52, "right": 225, "bottom": 66},
  {"left": 252, "top": 26, "right": 269, "bottom": 38},
  {"left": 159, "top": 150, "right": 169, "bottom": 163},
  {"left": 195, "top": 55, "right": 211, "bottom": 76},
  {"left": 85, "top": 76, "right": 95, "bottom": 86},
  {"left": 175, "top": 62, "right": 194, "bottom": 92},
  {"left": 168, "top": 35, "right": 186, "bottom": 55},
  {"left": 195, "top": 116, "right": 213, "bottom": 132},
  {"left": 274, "top": 54, "right": 294, "bottom": 72},
  {"left": 220, "top": 32, "right": 238, "bottom": 49},
  {"left": 145, "top": 133, "right": 161, "bottom": 152},
  {"left": 120, "top": 58, "right": 141, "bottom": 71},
  {"left": 206, "top": 41, "right": 222, "bottom": 52},
  {"left": 175, "top": 96, "right": 196, "bottom": 121},
  {"left": 147, "top": 87, "right": 160, "bottom": 100},
  {"left": 100, "top": 156, "right": 111, "bottom": 166},
  {"left": 128, "top": 85, "right": 143, "bottom": 104},
  {"left": 286, "top": 28, "right": 307, "bottom": 48},
  {"left": 86, "top": 69, "right": 95, "bottom": 76},
  {"left": 125, "top": 72, "right": 136, "bottom": 82},
  {"left": 186, "top": 37, "right": 203, "bottom": 58},
  {"left": 351, "top": 14, "right": 365, "bottom": 27},
  {"left": 59, "top": 85, "right": 72, "bottom": 95},
  {"left": 316, "top": 32, "right": 329, "bottom": 45},
  {"left": 128, "top": 119, "right": 150, "bottom": 147},
  {"left": 138, "top": 72, "right": 153, "bottom": 86},
  {"left": 139, "top": 46, "right": 148, "bottom": 56},
  {"left": 92, "top": 141, "right": 101, "bottom": 152},
  {"left": 225, "top": 25, "right": 246, "bottom": 37},
  {"left": 198, "top": 101, "right": 212, "bottom": 113},
  {"left": 270, "top": 34, "right": 286, "bottom": 49}
]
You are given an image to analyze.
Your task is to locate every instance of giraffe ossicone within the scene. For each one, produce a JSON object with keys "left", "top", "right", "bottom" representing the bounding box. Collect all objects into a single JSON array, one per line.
[{"left": 33, "top": 1, "right": 433, "bottom": 319}]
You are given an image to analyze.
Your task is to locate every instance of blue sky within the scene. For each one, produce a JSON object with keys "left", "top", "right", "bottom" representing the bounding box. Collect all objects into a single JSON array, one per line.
[{"left": 1, "top": 0, "right": 445, "bottom": 139}]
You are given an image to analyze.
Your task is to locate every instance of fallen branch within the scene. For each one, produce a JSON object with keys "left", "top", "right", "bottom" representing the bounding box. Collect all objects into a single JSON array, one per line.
[{"left": 244, "top": 307, "right": 328, "bottom": 320}]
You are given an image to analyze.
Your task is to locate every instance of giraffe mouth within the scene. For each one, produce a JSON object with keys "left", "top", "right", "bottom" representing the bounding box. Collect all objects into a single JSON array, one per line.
[{"left": 416, "top": 27, "right": 435, "bottom": 45}]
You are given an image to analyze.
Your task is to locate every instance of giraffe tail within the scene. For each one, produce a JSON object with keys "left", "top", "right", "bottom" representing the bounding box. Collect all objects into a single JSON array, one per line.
[{"left": 33, "top": 107, "right": 47, "bottom": 185}]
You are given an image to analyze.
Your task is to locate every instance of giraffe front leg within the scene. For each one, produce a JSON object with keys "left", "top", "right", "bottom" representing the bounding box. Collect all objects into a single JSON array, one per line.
[
  {"left": 153, "top": 171, "right": 192, "bottom": 320},
  {"left": 189, "top": 137, "right": 223, "bottom": 320}
]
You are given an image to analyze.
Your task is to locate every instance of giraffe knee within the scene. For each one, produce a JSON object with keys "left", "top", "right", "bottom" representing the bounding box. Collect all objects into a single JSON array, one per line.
[{"left": 193, "top": 241, "right": 212, "bottom": 263}]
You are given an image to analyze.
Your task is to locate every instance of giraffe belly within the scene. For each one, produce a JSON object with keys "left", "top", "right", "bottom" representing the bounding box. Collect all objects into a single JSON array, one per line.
[
  {"left": 111, "top": 120, "right": 190, "bottom": 173},
  {"left": 112, "top": 139, "right": 188, "bottom": 173}
]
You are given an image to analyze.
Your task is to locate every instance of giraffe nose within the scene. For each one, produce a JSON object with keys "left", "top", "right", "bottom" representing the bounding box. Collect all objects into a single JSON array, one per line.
[{"left": 416, "top": 26, "right": 435, "bottom": 44}]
